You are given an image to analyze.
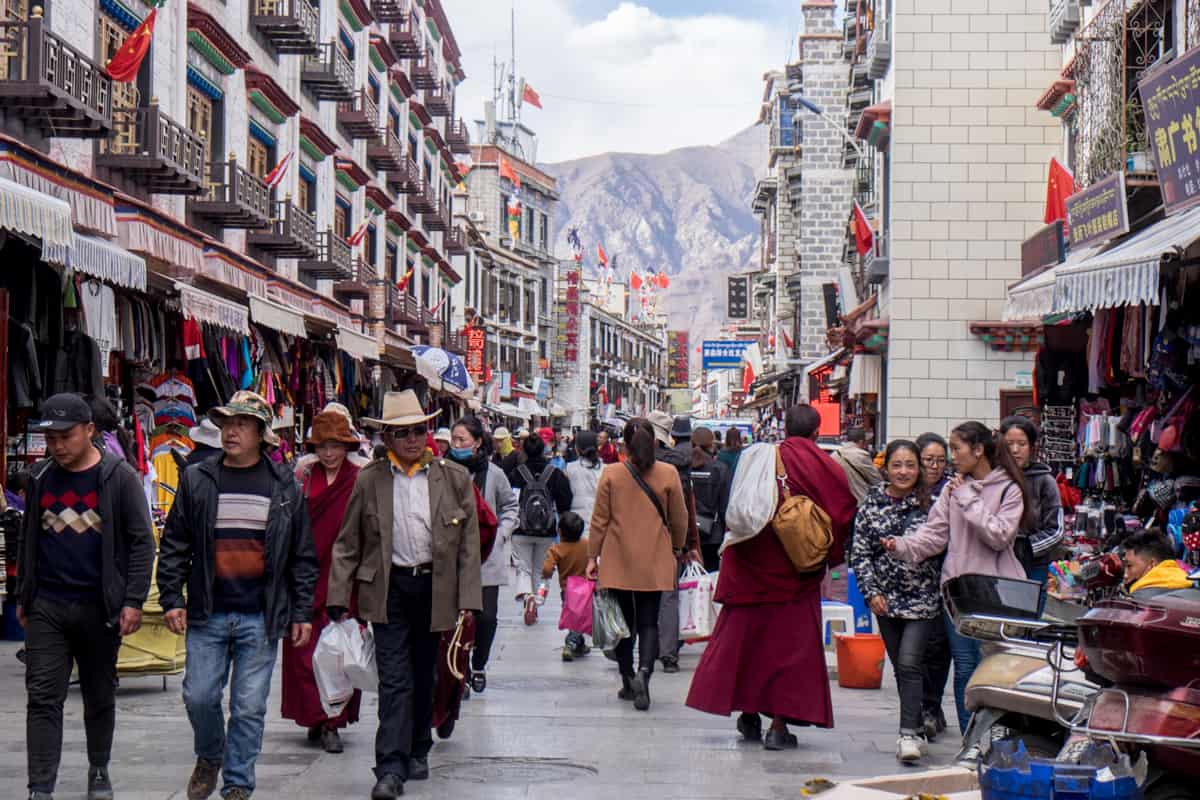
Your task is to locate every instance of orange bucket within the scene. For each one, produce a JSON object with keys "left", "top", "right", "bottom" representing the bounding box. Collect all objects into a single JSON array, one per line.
[{"left": 834, "top": 633, "right": 885, "bottom": 689}]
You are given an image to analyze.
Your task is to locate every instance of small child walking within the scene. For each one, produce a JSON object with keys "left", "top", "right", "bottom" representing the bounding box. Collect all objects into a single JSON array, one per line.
[{"left": 541, "top": 511, "right": 592, "bottom": 661}]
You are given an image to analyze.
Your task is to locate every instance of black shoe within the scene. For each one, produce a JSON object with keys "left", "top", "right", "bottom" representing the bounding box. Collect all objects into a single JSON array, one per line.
[
  {"left": 618, "top": 674, "right": 635, "bottom": 701},
  {"left": 28, "top": 792, "right": 53, "bottom": 800},
  {"left": 737, "top": 712, "right": 763, "bottom": 742},
  {"left": 408, "top": 756, "right": 430, "bottom": 781},
  {"left": 632, "top": 669, "right": 651, "bottom": 711},
  {"left": 763, "top": 728, "right": 799, "bottom": 751},
  {"left": 661, "top": 656, "right": 680, "bottom": 674},
  {"left": 307, "top": 724, "right": 323, "bottom": 743},
  {"left": 470, "top": 671, "right": 486, "bottom": 693},
  {"left": 371, "top": 774, "right": 404, "bottom": 799},
  {"left": 86, "top": 766, "right": 113, "bottom": 800},
  {"left": 321, "top": 727, "right": 344, "bottom": 754}
]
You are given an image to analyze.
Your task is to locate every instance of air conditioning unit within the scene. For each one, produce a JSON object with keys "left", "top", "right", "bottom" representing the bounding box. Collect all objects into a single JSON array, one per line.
[
  {"left": 1049, "top": 0, "right": 1082, "bottom": 44},
  {"left": 468, "top": 211, "right": 485, "bottom": 223}
]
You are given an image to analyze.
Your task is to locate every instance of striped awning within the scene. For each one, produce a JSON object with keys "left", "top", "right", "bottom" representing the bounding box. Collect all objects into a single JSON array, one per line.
[
  {"left": 42, "top": 232, "right": 147, "bottom": 291},
  {"left": 336, "top": 327, "right": 380, "bottom": 361},
  {"left": 0, "top": 176, "right": 71, "bottom": 247},
  {"left": 249, "top": 296, "right": 306, "bottom": 338},
  {"left": 1003, "top": 244, "right": 1100, "bottom": 321},
  {"left": 176, "top": 282, "right": 249, "bottom": 334}
]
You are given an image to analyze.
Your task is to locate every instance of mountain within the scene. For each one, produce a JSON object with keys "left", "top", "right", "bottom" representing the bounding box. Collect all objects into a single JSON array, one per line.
[{"left": 541, "top": 125, "right": 767, "bottom": 368}]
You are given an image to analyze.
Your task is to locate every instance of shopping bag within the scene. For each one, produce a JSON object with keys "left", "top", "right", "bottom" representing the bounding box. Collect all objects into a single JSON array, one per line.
[
  {"left": 312, "top": 621, "right": 355, "bottom": 717},
  {"left": 559, "top": 576, "right": 595, "bottom": 634},
  {"left": 344, "top": 622, "right": 378, "bottom": 694},
  {"left": 678, "top": 563, "right": 719, "bottom": 642},
  {"left": 722, "top": 443, "right": 779, "bottom": 550},
  {"left": 591, "top": 588, "right": 630, "bottom": 651}
]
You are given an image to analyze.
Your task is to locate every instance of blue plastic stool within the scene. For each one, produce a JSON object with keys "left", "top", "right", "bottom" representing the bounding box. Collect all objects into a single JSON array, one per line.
[{"left": 845, "top": 569, "right": 876, "bottom": 634}]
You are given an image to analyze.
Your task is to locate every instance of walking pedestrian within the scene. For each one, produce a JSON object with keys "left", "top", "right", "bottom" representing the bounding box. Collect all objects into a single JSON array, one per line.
[
  {"left": 690, "top": 427, "right": 731, "bottom": 572},
  {"left": 325, "top": 390, "right": 482, "bottom": 800},
  {"left": 158, "top": 390, "right": 319, "bottom": 800},
  {"left": 564, "top": 431, "right": 602, "bottom": 528},
  {"left": 541, "top": 511, "right": 591, "bottom": 660},
  {"left": 16, "top": 393, "right": 155, "bottom": 800},
  {"left": 718, "top": 428, "right": 743, "bottom": 473},
  {"left": 999, "top": 416, "right": 1064, "bottom": 583},
  {"left": 597, "top": 429, "right": 620, "bottom": 464},
  {"left": 915, "top": 431, "right": 952, "bottom": 741},
  {"left": 509, "top": 432, "right": 572, "bottom": 624},
  {"left": 444, "top": 415, "right": 518, "bottom": 694},
  {"left": 281, "top": 410, "right": 365, "bottom": 754},
  {"left": 883, "top": 421, "right": 1029, "bottom": 762},
  {"left": 849, "top": 440, "right": 939, "bottom": 764},
  {"left": 586, "top": 418, "right": 688, "bottom": 711},
  {"left": 491, "top": 426, "right": 519, "bottom": 475},
  {"left": 832, "top": 427, "right": 883, "bottom": 503},
  {"left": 432, "top": 428, "right": 452, "bottom": 457},
  {"left": 686, "top": 404, "right": 856, "bottom": 750}
]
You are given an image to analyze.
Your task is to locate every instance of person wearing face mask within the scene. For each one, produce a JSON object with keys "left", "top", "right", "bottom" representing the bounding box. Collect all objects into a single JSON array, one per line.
[
  {"left": 446, "top": 417, "right": 518, "bottom": 693},
  {"left": 850, "top": 441, "right": 939, "bottom": 764},
  {"left": 999, "top": 417, "right": 1064, "bottom": 583}
]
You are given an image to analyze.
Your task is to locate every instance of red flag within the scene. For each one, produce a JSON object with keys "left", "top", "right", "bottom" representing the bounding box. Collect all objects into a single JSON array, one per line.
[
  {"left": 263, "top": 151, "right": 294, "bottom": 189},
  {"left": 630, "top": 272, "right": 642, "bottom": 290},
  {"left": 522, "top": 82, "right": 543, "bottom": 109},
  {"left": 853, "top": 202, "right": 874, "bottom": 257},
  {"left": 1044, "top": 157, "right": 1075, "bottom": 228},
  {"left": 498, "top": 156, "right": 521, "bottom": 189},
  {"left": 106, "top": 8, "right": 157, "bottom": 83},
  {"left": 346, "top": 219, "right": 371, "bottom": 247},
  {"left": 429, "top": 295, "right": 447, "bottom": 315},
  {"left": 656, "top": 272, "right": 669, "bottom": 289},
  {"left": 397, "top": 266, "right": 414, "bottom": 291},
  {"left": 597, "top": 243, "right": 608, "bottom": 267},
  {"left": 778, "top": 321, "right": 794, "bottom": 350}
]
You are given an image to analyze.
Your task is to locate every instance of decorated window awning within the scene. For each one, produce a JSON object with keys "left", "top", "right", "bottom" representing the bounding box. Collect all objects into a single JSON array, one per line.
[
  {"left": 437, "top": 255, "right": 461, "bottom": 283},
  {"left": 116, "top": 200, "right": 205, "bottom": 275},
  {"left": 250, "top": 295, "right": 307, "bottom": 337},
  {"left": 968, "top": 321, "right": 1044, "bottom": 352},
  {"left": 43, "top": 232, "right": 147, "bottom": 291},
  {"left": 387, "top": 207, "right": 413, "bottom": 233},
  {"left": 0, "top": 176, "right": 71, "bottom": 248},
  {"left": 245, "top": 67, "right": 301, "bottom": 123},
  {"left": 201, "top": 244, "right": 268, "bottom": 298},
  {"left": 300, "top": 117, "right": 338, "bottom": 161},
  {"left": 337, "top": 327, "right": 380, "bottom": 361},
  {"left": 335, "top": 155, "right": 370, "bottom": 191},
  {"left": 187, "top": 2, "right": 252, "bottom": 74},
  {"left": 1036, "top": 78, "right": 1076, "bottom": 118},
  {"left": 365, "top": 183, "right": 392, "bottom": 215},
  {"left": 853, "top": 101, "right": 891, "bottom": 150},
  {"left": 339, "top": 0, "right": 374, "bottom": 31},
  {"left": 369, "top": 34, "right": 398, "bottom": 71},
  {"left": 176, "top": 281, "right": 250, "bottom": 334},
  {"left": 390, "top": 67, "right": 415, "bottom": 101},
  {"left": 0, "top": 138, "right": 117, "bottom": 236},
  {"left": 409, "top": 100, "right": 433, "bottom": 128}
]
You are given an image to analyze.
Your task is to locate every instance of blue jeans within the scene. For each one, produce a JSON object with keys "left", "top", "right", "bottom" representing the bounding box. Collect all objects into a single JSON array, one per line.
[
  {"left": 944, "top": 610, "right": 982, "bottom": 734},
  {"left": 183, "top": 611, "right": 277, "bottom": 796}
]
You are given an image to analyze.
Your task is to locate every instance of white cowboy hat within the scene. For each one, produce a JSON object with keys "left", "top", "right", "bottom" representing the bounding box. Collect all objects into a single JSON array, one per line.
[{"left": 362, "top": 390, "right": 440, "bottom": 429}]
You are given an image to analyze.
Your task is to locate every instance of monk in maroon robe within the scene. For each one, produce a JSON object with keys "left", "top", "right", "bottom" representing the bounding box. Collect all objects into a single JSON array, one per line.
[{"left": 686, "top": 404, "right": 856, "bottom": 749}]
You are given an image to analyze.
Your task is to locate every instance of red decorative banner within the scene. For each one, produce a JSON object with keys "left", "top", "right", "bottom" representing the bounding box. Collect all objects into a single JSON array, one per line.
[
  {"left": 464, "top": 325, "right": 486, "bottom": 382},
  {"left": 667, "top": 330, "right": 689, "bottom": 389}
]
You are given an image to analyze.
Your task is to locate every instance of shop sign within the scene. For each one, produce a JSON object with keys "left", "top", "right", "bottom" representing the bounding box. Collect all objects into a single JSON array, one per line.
[
  {"left": 666, "top": 330, "right": 690, "bottom": 389},
  {"left": 555, "top": 264, "right": 582, "bottom": 375},
  {"left": 1066, "top": 172, "right": 1129, "bottom": 249},
  {"left": 464, "top": 324, "right": 486, "bottom": 382},
  {"left": 1139, "top": 44, "right": 1200, "bottom": 214},
  {"left": 702, "top": 339, "right": 753, "bottom": 370},
  {"left": 1014, "top": 370, "right": 1033, "bottom": 389},
  {"left": 1020, "top": 220, "right": 1064, "bottom": 277},
  {"left": 727, "top": 275, "right": 750, "bottom": 320}
]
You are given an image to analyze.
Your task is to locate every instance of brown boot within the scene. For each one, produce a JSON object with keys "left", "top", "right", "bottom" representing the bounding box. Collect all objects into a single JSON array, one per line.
[{"left": 186, "top": 758, "right": 220, "bottom": 800}]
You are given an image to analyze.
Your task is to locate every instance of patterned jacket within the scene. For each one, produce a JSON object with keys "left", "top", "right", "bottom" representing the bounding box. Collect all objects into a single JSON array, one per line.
[{"left": 849, "top": 485, "right": 941, "bottom": 620}]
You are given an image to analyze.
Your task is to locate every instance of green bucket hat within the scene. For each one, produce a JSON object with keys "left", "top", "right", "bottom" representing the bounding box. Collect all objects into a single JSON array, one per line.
[{"left": 208, "top": 390, "right": 280, "bottom": 447}]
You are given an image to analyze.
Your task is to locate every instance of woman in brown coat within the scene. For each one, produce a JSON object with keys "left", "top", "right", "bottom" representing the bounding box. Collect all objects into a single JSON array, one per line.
[{"left": 586, "top": 418, "right": 688, "bottom": 711}]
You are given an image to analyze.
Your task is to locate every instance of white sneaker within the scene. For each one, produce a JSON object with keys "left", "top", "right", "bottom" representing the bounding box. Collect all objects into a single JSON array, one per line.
[
  {"left": 956, "top": 743, "right": 982, "bottom": 768},
  {"left": 897, "top": 735, "right": 923, "bottom": 763}
]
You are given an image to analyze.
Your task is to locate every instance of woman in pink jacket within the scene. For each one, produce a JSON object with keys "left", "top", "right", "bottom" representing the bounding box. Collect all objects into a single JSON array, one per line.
[{"left": 883, "top": 421, "right": 1030, "bottom": 751}]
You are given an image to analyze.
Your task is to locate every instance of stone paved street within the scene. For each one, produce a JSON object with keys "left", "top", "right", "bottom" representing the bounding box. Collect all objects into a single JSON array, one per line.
[{"left": 0, "top": 596, "right": 961, "bottom": 799}]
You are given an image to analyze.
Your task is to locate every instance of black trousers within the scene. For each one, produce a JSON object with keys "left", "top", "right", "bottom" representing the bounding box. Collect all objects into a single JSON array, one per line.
[
  {"left": 922, "top": 606, "right": 952, "bottom": 721},
  {"left": 373, "top": 571, "right": 439, "bottom": 781},
  {"left": 876, "top": 615, "right": 937, "bottom": 734},
  {"left": 611, "top": 589, "right": 661, "bottom": 677},
  {"left": 25, "top": 596, "right": 121, "bottom": 793},
  {"left": 701, "top": 543, "right": 721, "bottom": 573},
  {"left": 471, "top": 585, "right": 500, "bottom": 672}
]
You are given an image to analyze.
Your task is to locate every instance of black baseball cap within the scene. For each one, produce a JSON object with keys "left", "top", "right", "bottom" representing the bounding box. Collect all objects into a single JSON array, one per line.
[{"left": 37, "top": 394, "right": 93, "bottom": 431}]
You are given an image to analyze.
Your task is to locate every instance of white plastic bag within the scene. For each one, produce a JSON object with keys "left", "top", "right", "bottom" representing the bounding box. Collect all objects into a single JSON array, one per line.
[
  {"left": 344, "top": 623, "right": 378, "bottom": 693},
  {"left": 678, "top": 563, "right": 719, "bottom": 642},
  {"left": 312, "top": 621, "right": 355, "bottom": 717},
  {"left": 722, "top": 443, "right": 779, "bottom": 549}
]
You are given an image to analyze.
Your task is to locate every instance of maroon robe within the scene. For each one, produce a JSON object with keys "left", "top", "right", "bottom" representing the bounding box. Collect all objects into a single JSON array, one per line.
[
  {"left": 281, "top": 461, "right": 363, "bottom": 729},
  {"left": 686, "top": 436, "right": 856, "bottom": 727}
]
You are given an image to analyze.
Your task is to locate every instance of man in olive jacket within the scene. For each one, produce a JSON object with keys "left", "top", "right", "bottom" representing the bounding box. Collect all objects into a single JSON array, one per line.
[{"left": 327, "top": 390, "right": 481, "bottom": 800}]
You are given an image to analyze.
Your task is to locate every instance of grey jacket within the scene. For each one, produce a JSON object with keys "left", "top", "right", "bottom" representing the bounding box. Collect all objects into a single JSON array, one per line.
[{"left": 479, "top": 461, "right": 519, "bottom": 587}]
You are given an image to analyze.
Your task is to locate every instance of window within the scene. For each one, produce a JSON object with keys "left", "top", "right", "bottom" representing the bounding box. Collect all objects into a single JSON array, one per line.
[
  {"left": 408, "top": 133, "right": 419, "bottom": 159},
  {"left": 406, "top": 254, "right": 417, "bottom": 297},
  {"left": 246, "top": 136, "right": 271, "bottom": 181},
  {"left": 388, "top": 243, "right": 399, "bottom": 283},
  {"left": 778, "top": 96, "right": 796, "bottom": 148},
  {"left": 524, "top": 205, "right": 535, "bottom": 243},
  {"left": 421, "top": 267, "right": 432, "bottom": 308},
  {"left": 366, "top": 225, "right": 378, "bottom": 267},
  {"left": 368, "top": 74, "right": 381, "bottom": 106},
  {"left": 337, "top": 27, "right": 354, "bottom": 63},
  {"left": 187, "top": 86, "right": 215, "bottom": 165},
  {"left": 334, "top": 200, "right": 350, "bottom": 239},
  {"left": 298, "top": 173, "right": 315, "bottom": 213},
  {"left": 538, "top": 212, "right": 548, "bottom": 251},
  {"left": 390, "top": 107, "right": 402, "bottom": 139},
  {"left": 424, "top": 156, "right": 433, "bottom": 182},
  {"left": 99, "top": 13, "right": 140, "bottom": 114}
]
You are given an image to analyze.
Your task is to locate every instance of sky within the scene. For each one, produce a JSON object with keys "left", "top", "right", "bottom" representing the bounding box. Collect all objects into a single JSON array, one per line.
[{"left": 440, "top": 0, "right": 800, "bottom": 163}]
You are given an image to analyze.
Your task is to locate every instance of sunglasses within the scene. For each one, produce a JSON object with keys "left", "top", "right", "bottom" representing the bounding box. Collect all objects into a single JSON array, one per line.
[{"left": 389, "top": 425, "right": 428, "bottom": 440}]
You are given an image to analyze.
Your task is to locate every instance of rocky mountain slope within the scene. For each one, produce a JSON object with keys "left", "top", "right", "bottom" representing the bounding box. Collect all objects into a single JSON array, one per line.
[{"left": 542, "top": 125, "right": 767, "bottom": 358}]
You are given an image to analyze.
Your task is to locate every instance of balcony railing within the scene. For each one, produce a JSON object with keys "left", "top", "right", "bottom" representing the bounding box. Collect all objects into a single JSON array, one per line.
[
  {"left": 0, "top": 14, "right": 112, "bottom": 137},
  {"left": 408, "top": 177, "right": 436, "bottom": 212},
  {"left": 387, "top": 154, "right": 423, "bottom": 194},
  {"left": 425, "top": 85, "right": 451, "bottom": 116},
  {"left": 247, "top": 200, "right": 318, "bottom": 259},
  {"left": 446, "top": 118, "right": 470, "bottom": 154},
  {"left": 337, "top": 88, "right": 379, "bottom": 138},
  {"left": 390, "top": 287, "right": 427, "bottom": 332},
  {"left": 1049, "top": 0, "right": 1082, "bottom": 45},
  {"left": 411, "top": 54, "right": 438, "bottom": 90},
  {"left": 97, "top": 104, "right": 206, "bottom": 194},
  {"left": 301, "top": 41, "right": 355, "bottom": 101},
  {"left": 445, "top": 225, "right": 466, "bottom": 254},
  {"left": 189, "top": 158, "right": 272, "bottom": 228},
  {"left": 866, "top": 18, "right": 891, "bottom": 80},
  {"left": 298, "top": 230, "right": 353, "bottom": 280},
  {"left": 372, "top": 0, "right": 408, "bottom": 23},
  {"left": 250, "top": 0, "right": 319, "bottom": 54},
  {"left": 335, "top": 256, "right": 377, "bottom": 299},
  {"left": 445, "top": 329, "right": 465, "bottom": 355},
  {"left": 421, "top": 197, "right": 449, "bottom": 231},
  {"left": 367, "top": 127, "right": 404, "bottom": 171},
  {"left": 388, "top": 11, "right": 422, "bottom": 58}
]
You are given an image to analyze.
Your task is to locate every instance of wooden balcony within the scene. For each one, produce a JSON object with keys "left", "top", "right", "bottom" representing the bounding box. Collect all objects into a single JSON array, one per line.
[
  {"left": 425, "top": 85, "right": 451, "bottom": 116},
  {"left": 372, "top": 0, "right": 408, "bottom": 23},
  {"left": 408, "top": 177, "right": 435, "bottom": 212},
  {"left": 445, "top": 329, "right": 465, "bottom": 355},
  {"left": 0, "top": 14, "right": 112, "bottom": 137},
  {"left": 411, "top": 54, "right": 438, "bottom": 90},
  {"left": 96, "top": 104, "right": 205, "bottom": 194},
  {"left": 301, "top": 42, "right": 355, "bottom": 101},
  {"left": 445, "top": 225, "right": 466, "bottom": 254},
  {"left": 446, "top": 118, "right": 470, "bottom": 154},
  {"left": 250, "top": 0, "right": 319, "bottom": 54},
  {"left": 188, "top": 159, "right": 271, "bottom": 228},
  {"left": 298, "top": 230, "right": 353, "bottom": 280},
  {"left": 421, "top": 197, "right": 448, "bottom": 231},
  {"left": 247, "top": 200, "right": 318, "bottom": 258},
  {"left": 390, "top": 288, "right": 427, "bottom": 333},
  {"left": 334, "top": 256, "right": 377, "bottom": 300},
  {"left": 387, "top": 11, "right": 422, "bottom": 58},
  {"left": 367, "top": 127, "right": 404, "bottom": 171},
  {"left": 337, "top": 88, "right": 379, "bottom": 138}
]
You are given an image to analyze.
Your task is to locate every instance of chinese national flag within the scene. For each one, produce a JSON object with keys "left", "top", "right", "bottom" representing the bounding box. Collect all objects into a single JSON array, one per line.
[
  {"left": 522, "top": 82, "right": 543, "bottom": 109},
  {"left": 1044, "top": 157, "right": 1075, "bottom": 228},
  {"left": 630, "top": 272, "right": 642, "bottom": 290},
  {"left": 656, "top": 272, "right": 669, "bottom": 289},
  {"left": 498, "top": 156, "right": 521, "bottom": 188},
  {"left": 397, "top": 267, "right": 414, "bottom": 291},
  {"left": 106, "top": 8, "right": 157, "bottom": 83},
  {"left": 853, "top": 201, "right": 874, "bottom": 257},
  {"left": 597, "top": 243, "right": 608, "bottom": 267}
]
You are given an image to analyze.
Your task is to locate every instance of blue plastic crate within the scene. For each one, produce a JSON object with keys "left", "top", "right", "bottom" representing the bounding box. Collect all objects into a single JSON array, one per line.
[{"left": 981, "top": 757, "right": 1141, "bottom": 800}]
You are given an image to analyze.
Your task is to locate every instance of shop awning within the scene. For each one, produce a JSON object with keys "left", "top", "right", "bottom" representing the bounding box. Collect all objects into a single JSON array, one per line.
[
  {"left": 848, "top": 354, "right": 882, "bottom": 397},
  {"left": 176, "top": 282, "right": 249, "bottom": 335},
  {"left": 487, "top": 402, "right": 529, "bottom": 420},
  {"left": 0, "top": 176, "right": 71, "bottom": 247},
  {"left": 42, "top": 232, "right": 147, "bottom": 291},
  {"left": 249, "top": 296, "right": 306, "bottom": 337},
  {"left": 801, "top": 348, "right": 846, "bottom": 378},
  {"left": 336, "top": 327, "right": 380, "bottom": 362},
  {"left": 517, "top": 397, "right": 548, "bottom": 417},
  {"left": 116, "top": 203, "right": 205, "bottom": 275},
  {"left": 1053, "top": 203, "right": 1200, "bottom": 313},
  {"left": 1003, "top": 244, "right": 1101, "bottom": 321}
]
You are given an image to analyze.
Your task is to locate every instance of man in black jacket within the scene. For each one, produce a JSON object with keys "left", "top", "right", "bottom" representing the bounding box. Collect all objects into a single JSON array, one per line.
[
  {"left": 690, "top": 427, "right": 731, "bottom": 571},
  {"left": 16, "top": 393, "right": 155, "bottom": 800},
  {"left": 158, "top": 391, "right": 318, "bottom": 800}
]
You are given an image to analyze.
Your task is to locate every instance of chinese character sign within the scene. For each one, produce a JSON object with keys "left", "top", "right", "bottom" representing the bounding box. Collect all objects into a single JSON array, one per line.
[
  {"left": 464, "top": 325, "right": 486, "bottom": 382},
  {"left": 1066, "top": 172, "right": 1130, "bottom": 249},
  {"left": 555, "top": 265, "right": 582, "bottom": 376},
  {"left": 1139, "top": 45, "right": 1200, "bottom": 214},
  {"left": 701, "top": 340, "right": 754, "bottom": 370},
  {"left": 727, "top": 276, "right": 750, "bottom": 321},
  {"left": 667, "top": 331, "right": 689, "bottom": 389}
]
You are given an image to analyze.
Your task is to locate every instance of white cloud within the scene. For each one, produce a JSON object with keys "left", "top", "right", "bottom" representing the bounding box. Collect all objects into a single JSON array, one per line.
[{"left": 441, "top": 1, "right": 780, "bottom": 162}]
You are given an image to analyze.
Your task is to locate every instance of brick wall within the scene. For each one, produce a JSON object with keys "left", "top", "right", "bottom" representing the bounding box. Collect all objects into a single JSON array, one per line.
[{"left": 884, "top": 0, "right": 1061, "bottom": 438}]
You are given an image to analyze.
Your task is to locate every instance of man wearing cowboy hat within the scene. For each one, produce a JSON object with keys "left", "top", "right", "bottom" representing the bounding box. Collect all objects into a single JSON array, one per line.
[
  {"left": 158, "top": 391, "right": 319, "bottom": 800},
  {"left": 327, "top": 390, "right": 482, "bottom": 800}
]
